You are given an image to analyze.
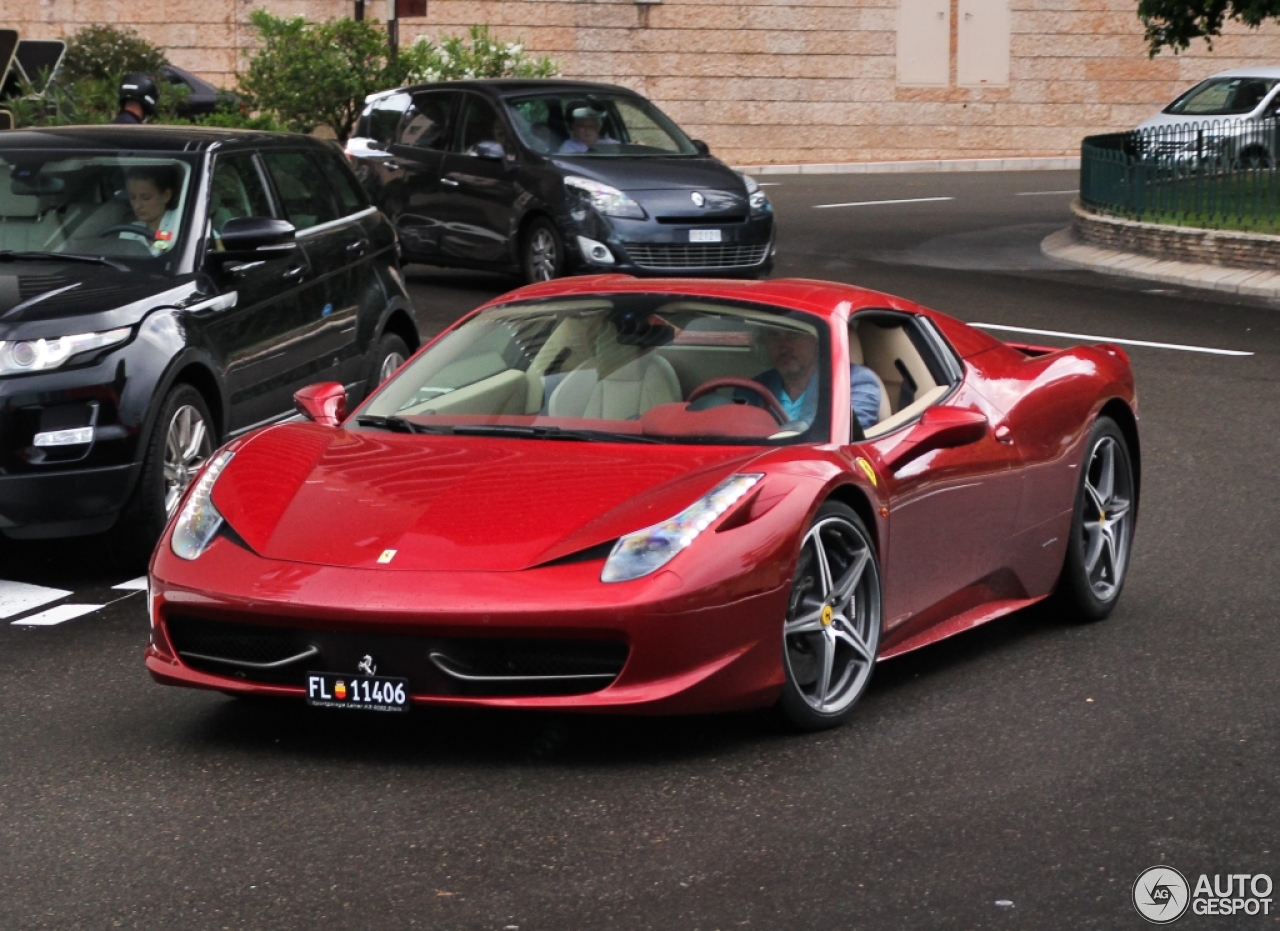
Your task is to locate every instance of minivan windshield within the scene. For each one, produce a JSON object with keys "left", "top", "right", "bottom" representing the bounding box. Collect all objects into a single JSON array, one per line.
[
  {"left": 0, "top": 151, "right": 198, "bottom": 272},
  {"left": 1164, "top": 77, "right": 1279, "bottom": 116},
  {"left": 360, "top": 294, "right": 832, "bottom": 446},
  {"left": 506, "top": 93, "right": 698, "bottom": 157}
]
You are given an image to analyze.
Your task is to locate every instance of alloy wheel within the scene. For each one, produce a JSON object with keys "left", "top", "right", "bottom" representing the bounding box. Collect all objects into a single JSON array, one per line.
[
  {"left": 783, "top": 515, "right": 881, "bottom": 716},
  {"left": 379, "top": 351, "right": 406, "bottom": 384},
  {"left": 528, "top": 228, "right": 559, "bottom": 281},
  {"left": 162, "top": 404, "right": 212, "bottom": 516},
  {"left": 1079, "top": 434, "right": 1133, "bottom": 601}
]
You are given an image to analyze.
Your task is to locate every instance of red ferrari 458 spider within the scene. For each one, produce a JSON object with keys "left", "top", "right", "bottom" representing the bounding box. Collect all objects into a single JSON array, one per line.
[{"left": 146, "top": 276, "right": 1139, "bottom": 729}]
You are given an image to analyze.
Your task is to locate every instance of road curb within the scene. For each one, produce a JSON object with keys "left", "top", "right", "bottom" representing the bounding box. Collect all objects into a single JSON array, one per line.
[
  {"left": 737, "top": 156, "right": 1081, "bottom": 176},
  {"left": 1041, "top": 227, "right": 1280, "bottom": 299}
]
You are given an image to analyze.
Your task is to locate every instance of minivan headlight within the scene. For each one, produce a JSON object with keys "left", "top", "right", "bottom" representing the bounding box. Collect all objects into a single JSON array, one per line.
[
  {"left": 739, "top": 172, "right": 770, "bottom": 213},
  {"left": 565, "top": 175, "right": 646, "bottom": 220},
  {"left": 601, "top": 474, "right": 763, "bottom": 583},
  {"left": 171, "top": 451, "right": 234, "bottom": 561},
  {"left": 0, "top": 327, "right": 130, "bottom": 375}
]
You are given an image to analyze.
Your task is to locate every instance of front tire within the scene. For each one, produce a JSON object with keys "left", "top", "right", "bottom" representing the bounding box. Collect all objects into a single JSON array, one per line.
[
  {"left": 778, "top": 501, "right": 882, "bottom": 731},
  {"left": 365, "top": 332, "right": 410, "bottom": 398},
  {"left": 118, "top": 384, "right": 216, "bottom": 566},
  {"left": 522, "top": 217, "right": 564, "bottom": 283},
  {"left": 1052, "top": 416, "right": 1137, "bottom": 621}
]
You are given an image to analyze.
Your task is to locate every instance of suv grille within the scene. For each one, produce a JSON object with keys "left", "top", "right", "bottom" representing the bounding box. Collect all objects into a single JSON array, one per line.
[{"left": 623, "top": 242, "right": 769, "bottom": 269}]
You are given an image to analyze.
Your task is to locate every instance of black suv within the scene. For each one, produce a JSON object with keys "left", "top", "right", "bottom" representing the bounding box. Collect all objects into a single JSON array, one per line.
[
  {"left": 348, "top": 80, "right": 775, "bottom": 282},
  {"left": 0, "top": 126, "right": 418, "bottom": 553}
]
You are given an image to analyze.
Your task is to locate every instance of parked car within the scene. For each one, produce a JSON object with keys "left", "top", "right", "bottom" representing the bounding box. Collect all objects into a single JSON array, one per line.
[
  {"left": 1137, "top": 66, "right": 1280, "bottom": 168},
  {"left": 0, "top": 126, "right": 418, "bottom": 556},
  {"left": 146, "top": 276, "right": 1139, "bottom": 730},
  {"left": 160, "top": 64, "right": 232, "bottom": 118},
  {"left": 347, "top": 79, "right": 775, "bottom": 283}
]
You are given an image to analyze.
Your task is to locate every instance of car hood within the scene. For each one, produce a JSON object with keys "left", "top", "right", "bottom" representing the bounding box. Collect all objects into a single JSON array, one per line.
[
  {"left": 551, "top": 155, "right": 747, "bottom": 194},
  {"left": 212, "top": 423, "right": 769, "bottom": 572},
  {"left": 0, "top": 263, "right": 200, "bottom": 339}
]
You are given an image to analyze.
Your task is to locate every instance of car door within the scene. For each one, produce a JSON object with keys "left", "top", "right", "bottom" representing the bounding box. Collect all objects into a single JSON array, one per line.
[
  {"left": 198, "top": 151, "right": 315, "bottom": 433},
  {"left": 850, "top": 314, "right": 1023, "bottom": 628},
  {"left": 435, "top": 93, "right": 521, "bottom": 264},
  {"left": 384, "top": 90, "right": 460, "bottom": 259}
]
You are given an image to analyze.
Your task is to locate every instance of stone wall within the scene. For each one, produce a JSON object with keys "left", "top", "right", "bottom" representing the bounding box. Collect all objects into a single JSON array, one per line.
[
  {"left": 8, "top": 0, "right": 1280, "bottom": 165},
  {"left": 1072, "top": 199, "right": 1280, "bottom": 269}
]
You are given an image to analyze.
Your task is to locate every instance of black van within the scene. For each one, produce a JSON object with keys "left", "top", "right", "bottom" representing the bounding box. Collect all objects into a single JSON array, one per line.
[{"left": 0, "top": 126, "right": 418, "bottom": 555}]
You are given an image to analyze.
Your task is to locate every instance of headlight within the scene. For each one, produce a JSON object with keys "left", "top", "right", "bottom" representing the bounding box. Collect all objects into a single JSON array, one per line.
[
  {"left": 738, "top": 172, "right": 770, "bottom": 212},
  {"left": 565, "top": 175, "right": 646, "bottom": 219},
  {"left": 0, "top": 327, "right": 130, "bottom": 375},
  {"left": 601, "top": 474, "right": 762, "bottom": 583},
  {"left": 171, "top": 451, "right": 234, "bottom": 561}
]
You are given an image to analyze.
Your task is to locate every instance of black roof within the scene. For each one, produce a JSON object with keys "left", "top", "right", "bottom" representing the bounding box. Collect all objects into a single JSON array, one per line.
[
  {"left": 0, "top": 125, "right": 336, "bottom": 153},
  {"left": 388, "top": 78, "right": 639, "bottom": 100}
]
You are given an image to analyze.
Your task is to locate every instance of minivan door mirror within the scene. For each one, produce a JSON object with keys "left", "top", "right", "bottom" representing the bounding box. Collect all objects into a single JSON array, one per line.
[
  {"left": 692, "top": 139, "right": 711, "bottom": 156},
  {"left": 470, "top": 140, "right": 506, "bottom": 161}
]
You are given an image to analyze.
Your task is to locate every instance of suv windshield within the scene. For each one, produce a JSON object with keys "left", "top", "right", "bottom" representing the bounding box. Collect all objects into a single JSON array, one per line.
[
  {"left": 361, "top": 294, "right": 831, "bottom": 446},
  {"left": 1165, "top": 77, "right": 1279, "bottom": 116},
  {"left": 506, "top": 93, "right": 698, "bottom": 157},
  {"left": 0, "top": 151, "right": 198, "bottom": 272}
]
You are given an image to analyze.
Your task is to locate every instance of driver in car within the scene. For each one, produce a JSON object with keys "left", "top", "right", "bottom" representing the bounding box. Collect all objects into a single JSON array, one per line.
[
  {"left": 755, "top": 327, "right": 882, "bottom": 431},
  {"left": 558, "top": 107, "right": 618, "bottom": 154},
  {"left": 121, "top": 165, "right": 180, "bottom": 254}
]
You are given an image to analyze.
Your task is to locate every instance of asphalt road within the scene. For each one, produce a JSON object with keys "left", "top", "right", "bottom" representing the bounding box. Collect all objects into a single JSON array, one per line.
[{"left": 2, "top": 170, "right": 1277, "bottom": 931}]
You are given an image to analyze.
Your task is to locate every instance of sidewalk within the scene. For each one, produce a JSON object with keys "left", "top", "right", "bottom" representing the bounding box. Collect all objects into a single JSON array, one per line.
[{"left": 1041, "top": 228, "right": 1280, "bottom": 300}]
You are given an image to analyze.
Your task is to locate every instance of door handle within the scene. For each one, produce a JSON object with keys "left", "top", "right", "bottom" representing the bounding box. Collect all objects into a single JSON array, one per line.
[
  {"left": 441, "top": 176, "right": 460, "bottom": 187},
  {"left": 345, "top": 240, "right": 368, "bottom": 255},
  {"left": 282, "top": 265, "right": 306, "bottom": 281}
]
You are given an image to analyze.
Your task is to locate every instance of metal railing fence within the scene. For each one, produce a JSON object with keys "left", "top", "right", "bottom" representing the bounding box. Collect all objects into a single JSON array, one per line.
[{"left": 1081, "top": 118, "right": 1280, "bottom": 232}]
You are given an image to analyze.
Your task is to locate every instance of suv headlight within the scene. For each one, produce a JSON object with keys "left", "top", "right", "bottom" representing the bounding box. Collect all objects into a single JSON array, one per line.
[
  {"left": 565, "top": 175, "right": 646, "bottom": 220},
  {"left": 0, "top": 327, "right": 130, "bottom": 375},
  {"left": 739, "top": 172, "right": 770, "bottom": 213},
  {"left": 171, "top": 451, "right": 234, "bottom": 561},
  {"left": 601, "top": 474, "right": 763, "bottom": 583}
]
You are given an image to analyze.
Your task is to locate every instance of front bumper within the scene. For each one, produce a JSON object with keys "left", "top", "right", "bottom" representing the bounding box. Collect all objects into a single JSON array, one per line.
[
  {"left": 146, "top": 536, "right": 791, "bottom": 715},
  {"left": 565, "top": 211, "right": 776, "bottom": 279},
  {"left": 0, "top": 462, "right": 139, "bottom": 538}
]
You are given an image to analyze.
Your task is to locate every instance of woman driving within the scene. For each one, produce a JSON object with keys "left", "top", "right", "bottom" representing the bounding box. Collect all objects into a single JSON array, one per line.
[{"left": 121, "top": 165, "right": 180, "bottom": 254}]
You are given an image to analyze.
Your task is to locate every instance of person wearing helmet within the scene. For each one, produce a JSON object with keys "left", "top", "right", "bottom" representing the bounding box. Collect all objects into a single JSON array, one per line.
[{"left": 114, "top": 73, "right": 158, "bottom": 125}]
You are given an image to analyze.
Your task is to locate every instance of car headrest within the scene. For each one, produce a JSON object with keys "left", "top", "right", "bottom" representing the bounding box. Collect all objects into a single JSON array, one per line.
[{"left": 611, "top": 310, "right": 676, "bottom": 347}]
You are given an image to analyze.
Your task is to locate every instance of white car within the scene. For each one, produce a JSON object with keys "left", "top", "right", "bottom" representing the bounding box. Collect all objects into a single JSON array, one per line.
[{"left": 1137, "top": 66, "right": 1280, "bottom": 168}]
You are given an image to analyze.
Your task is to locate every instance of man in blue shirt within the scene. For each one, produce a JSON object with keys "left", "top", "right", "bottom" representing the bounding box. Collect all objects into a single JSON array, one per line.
[{"left": 754, "top": 327, "right": 882, "bottom": 432}]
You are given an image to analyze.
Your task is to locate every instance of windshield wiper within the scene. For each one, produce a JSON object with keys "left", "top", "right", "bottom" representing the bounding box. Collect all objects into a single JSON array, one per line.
[
  {"left": 353, "top": 415, "right": 451, "bottom": 435},
  {"left": 448, "top": 424, "right": 660, "bottom": 443},
  {"left": 0, "top": 250, "right": 130, "bottom": 272}
]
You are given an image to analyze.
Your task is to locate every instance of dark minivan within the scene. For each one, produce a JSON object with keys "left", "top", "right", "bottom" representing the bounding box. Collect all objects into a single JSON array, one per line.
[
  {"left": 348, "top": 80, "right": 775, "bottom": 282},
  {"left": 0, "top": 126, "right": 418, "bottom": 556}
]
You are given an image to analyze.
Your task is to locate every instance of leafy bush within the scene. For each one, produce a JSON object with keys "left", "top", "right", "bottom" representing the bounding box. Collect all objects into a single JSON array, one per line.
[
  {"left": 401, "top": 25, "right": 558, "bottom": 83},
  {"left": 60, "top": 24, "right": 168, "bottom": 83}
]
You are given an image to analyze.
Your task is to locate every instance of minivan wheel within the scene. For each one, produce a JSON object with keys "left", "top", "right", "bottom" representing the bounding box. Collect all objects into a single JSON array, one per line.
[
  {"left": 522, "top": 218, "right": 564, "bottom": 283},
  {"left": 366, "top": 332, "right": 410, "bottom": 397},
  {"left": 118, "top": 383, "right": 216, "bottom": 566}
]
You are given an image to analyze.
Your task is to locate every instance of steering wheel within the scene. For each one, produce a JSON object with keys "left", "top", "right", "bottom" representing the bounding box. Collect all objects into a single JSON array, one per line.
[
  {"left": 96, "top": 224, "right": 152, "bottom": 238},
  {"left": 688, "top": 377, "right": 789, "bottom": 425}
]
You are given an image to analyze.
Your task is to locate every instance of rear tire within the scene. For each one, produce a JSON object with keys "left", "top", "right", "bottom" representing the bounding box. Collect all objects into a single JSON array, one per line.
[
  {"left": 522, "top": 218, "right": 564, "bottom": 284},
  {"left": 778, "top": 501, "right": 881, "bottom": 731},
  {"left": 1050, "top": 416, "right": 1137, "bottom": 622},
  {"left": 117, "top": 384, "right": 216, "bottom": 567}
]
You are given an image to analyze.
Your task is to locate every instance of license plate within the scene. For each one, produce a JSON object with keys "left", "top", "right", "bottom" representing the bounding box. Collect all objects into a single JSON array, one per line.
[
  {"left": 689, "top": 229, "right": 722, "bottom": 243},
  {"left": 306, "top": 672, "right": 409, "bottom": 712}
]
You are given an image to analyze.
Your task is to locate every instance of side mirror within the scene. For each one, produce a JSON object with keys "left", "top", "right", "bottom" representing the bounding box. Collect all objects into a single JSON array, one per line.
[
  {"left": 692, "top": 139, "right": 711, "bottom": 157},
  {"left": 211, "top": 217, "right": 296, "bottom": 261},
  {"left": 294, "top": 382, "right": 347, "bottom": 427},
  {"left": 470, "top": 140, "right": 506, "bottom": 161},
  {"left": 882, "top": 407, "right": 988, "bottom": 472}
]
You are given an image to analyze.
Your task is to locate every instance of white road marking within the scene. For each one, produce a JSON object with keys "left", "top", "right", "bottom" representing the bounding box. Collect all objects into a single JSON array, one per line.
[
  {"left": 12, "top": 604, "right": 104, "bottom": 627},
  {"left": 757, "top": 182, "right": 781, "bottom": 187},
  {"left": 1015, "top": 190, "right": 1078, "bottom": 196},
  {"left": 0, "top": 580, "right": 71, "bottom": 620},
  {"left": 813, "top": 196, "right": 954, "bottom": 209},
  {"left": 971, "top": 323, "right": 1254, "bottom": 356},
  {"left": 112, "top": 577, "right": 149, "bottom": 591}
]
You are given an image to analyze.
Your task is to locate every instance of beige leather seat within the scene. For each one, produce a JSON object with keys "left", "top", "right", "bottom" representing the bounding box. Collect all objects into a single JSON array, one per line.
[
  {"left": 850, "top": 329, "right": 892, "bottom": 425},
  {"left": 548, "top": 341, "right": 682, "bottom": 420}
]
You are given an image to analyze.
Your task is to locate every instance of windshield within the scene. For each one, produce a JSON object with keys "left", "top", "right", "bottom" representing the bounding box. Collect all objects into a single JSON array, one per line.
[
  {"left": 0, "top": 151, "right": 198, "bottom": 272},
  {"left": 506, "top": 93, "right": 698, "bottom": 157},
  {"left": 1164, "top": 77, "right": 1278, "bottom": 116},
  {"left": 360, "top": 294, "right": 832, "bottom": 446}
]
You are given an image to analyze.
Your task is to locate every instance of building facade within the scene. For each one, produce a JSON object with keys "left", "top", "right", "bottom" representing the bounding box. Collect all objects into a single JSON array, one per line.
[{"left": 8, "top": 0, "right": 1280, "bottom": 164}]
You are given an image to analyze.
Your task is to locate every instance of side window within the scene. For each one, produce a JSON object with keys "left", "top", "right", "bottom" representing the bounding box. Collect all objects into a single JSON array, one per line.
[
  {"left": 455, "top": 96, "right": 506, "bottom": 153},
  {"left": 261, "top": 151, "right": 340, "bottom": 231},
  {"left": 367, "top": 92, "right": 411, "bottom": 144},
  {"left": 395, "top": 92, "right": 456, "bottom": 150},
  {"left": 208, "top": 154, "right": 274, "bottom": 240},
  {"left": 315, "top": 150, "right": 368, "bottom": 215},
  {"left": 854, "top": 313, "right": 958, "bottom": 439}
]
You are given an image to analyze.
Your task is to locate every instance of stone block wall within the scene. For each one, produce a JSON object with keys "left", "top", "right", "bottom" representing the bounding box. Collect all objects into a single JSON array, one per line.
[
  {"left": 1072, "top": 200, "right": 1280, "bottom": 268},
  {"left": 8, "top": 0, "right": 1280, "bottom": 164}
]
